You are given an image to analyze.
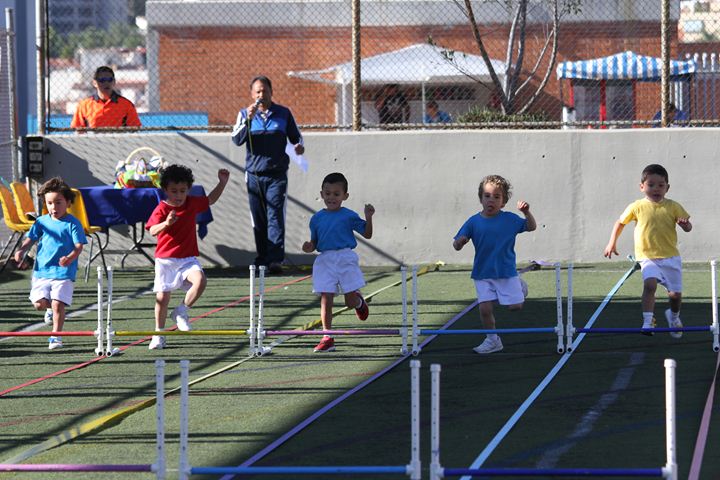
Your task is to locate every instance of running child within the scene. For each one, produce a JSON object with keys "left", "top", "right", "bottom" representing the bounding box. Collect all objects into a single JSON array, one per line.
[
  {"left": 603, "top": 163, "right": 692, "bottom": 337},
  {"left": 453, "top": 174, "right": 536, "bottom": 354},
  {"left": 145, "top": 164, "right": 230, "bottom": 349},
  {"left": 302, "top": 172, "right": 375, "bottom": 352},
  {"left": 14, "top": 177, "right": 87, "bottom": 350}
]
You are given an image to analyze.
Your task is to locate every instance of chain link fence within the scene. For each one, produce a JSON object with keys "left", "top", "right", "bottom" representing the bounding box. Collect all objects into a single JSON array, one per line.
[{"left": 33, "top": 0, "right": 720, "bottom": 131}]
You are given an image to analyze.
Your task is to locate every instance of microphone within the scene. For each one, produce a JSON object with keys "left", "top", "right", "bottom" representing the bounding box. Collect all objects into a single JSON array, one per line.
[{"left": 254, "top": 98, "right": 262, "bottom": 107}]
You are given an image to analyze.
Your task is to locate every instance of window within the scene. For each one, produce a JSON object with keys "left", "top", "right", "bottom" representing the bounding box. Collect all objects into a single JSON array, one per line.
[{"left": 573, "top": 81, "right": 634, "bottom": 122}]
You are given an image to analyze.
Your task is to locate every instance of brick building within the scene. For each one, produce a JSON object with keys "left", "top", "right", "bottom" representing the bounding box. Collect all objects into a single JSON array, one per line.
[{"left": 145, "top": 0, "right": 680, "bottom": 126}]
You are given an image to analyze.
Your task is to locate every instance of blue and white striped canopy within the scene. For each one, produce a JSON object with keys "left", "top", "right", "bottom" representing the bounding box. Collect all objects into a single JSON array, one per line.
[{"left": 556, "top": 50, "right": 696, "bottom": 81}]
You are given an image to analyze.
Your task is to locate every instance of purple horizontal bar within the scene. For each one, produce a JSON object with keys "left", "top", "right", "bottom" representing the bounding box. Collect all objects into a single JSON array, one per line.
[
  {"left": 421, "top": 328, "right": 556, "bottom": 335},
  {"left": 193, "top": 466, "right": 408, "bottom": 475},
  {"left": 0, "top": 464, "right": 152, "bottom": 472},
  {"left": 576, "top": 326, "right": 710, "bottom": 333},
  {"left": 443, "top": 467, "right": 663, "bottom": 477},
  {"left": 265, "top": 329, "right": 399, "bottom": 336}
]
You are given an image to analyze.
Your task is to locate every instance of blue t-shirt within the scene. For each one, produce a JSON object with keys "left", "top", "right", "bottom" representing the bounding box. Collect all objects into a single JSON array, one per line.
[
  {"left": 455, "top": 211, "right": 527, "bottom": 280},
  {"left": 309, "top": 207, "right": 366, "bottom": 252},
  {"left": 27, "top": 213, "right": 87, "bottom": 281}
]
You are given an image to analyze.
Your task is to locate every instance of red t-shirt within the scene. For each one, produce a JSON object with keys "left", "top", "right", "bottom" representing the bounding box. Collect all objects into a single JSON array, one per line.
[{"left": 145, "top": 196, "right": 210, "bottom": 259}]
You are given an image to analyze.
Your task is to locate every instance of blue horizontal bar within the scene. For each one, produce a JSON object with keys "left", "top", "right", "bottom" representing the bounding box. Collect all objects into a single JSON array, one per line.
[
  {"left": 443, "top": 467, "right": 663, "bottom": 477},
  {"left": 191, "top": 466, "right": 408, "bottom": 475},
  {"left": 576, "top": 326, "right": 711, "bottom": 333},
  {"left": 420, "top": 328, "right": 556, "bottom": 335}
]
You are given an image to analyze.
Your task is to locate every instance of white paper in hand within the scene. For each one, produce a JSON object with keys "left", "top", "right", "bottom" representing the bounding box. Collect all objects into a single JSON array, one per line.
[{"left": 286, "top": 141, "right": 309, "bottom": 172}]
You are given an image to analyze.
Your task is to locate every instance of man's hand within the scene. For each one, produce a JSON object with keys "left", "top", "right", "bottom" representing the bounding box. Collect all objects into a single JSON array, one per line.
[{"left": 302, "top": 241, "right": 315, "bottom": 253}]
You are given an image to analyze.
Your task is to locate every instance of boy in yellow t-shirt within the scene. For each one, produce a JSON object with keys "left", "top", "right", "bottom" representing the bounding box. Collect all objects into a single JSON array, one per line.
[{"left": 604, "top": 164, "right": 692, "bottom": 337}]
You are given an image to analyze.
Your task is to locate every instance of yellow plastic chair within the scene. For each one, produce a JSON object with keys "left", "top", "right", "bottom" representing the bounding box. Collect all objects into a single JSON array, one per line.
[
  {"left": 0, "top": 184, "right": 31, "bottom": 272},
  {"left": 10, "top": 181, "right": 38, "bottom": 226},
  {"left": 67, "top": 188, "right": 108, "bottom": 282}
]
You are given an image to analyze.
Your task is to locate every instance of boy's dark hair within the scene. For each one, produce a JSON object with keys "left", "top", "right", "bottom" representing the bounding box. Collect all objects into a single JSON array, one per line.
[
  {"left": 37, "top": 177, "right": 75, "bottom": 203},
  {"left": 641, "top": 164, "right": 669, "bottom": 183},
  {"left": 160, "top": 164, "right": 194, "bottom": 189},
  {"left": 322, "top": 172, "right": 348, "bottom": 192},
  {"left": 250, "top": 75, "right": 272, "bottom": 91},
  {"left": 93, "top": 66, "right": 115, "bottom": 80}
]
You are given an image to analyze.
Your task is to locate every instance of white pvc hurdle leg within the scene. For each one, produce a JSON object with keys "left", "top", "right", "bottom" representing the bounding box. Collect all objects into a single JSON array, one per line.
[
  {"left": 553, "top": 263, "right": 564, "bottom": 354},
  {"left": 566, "top": 263, "right": 574, "bottom": 353},
  {"left": 711, "top": 260, "right": 719, "bottom": 352},
  {"left": 179, "top": 360, "right": 190, "bottom": 480},
  {"left": 257, "top": 266, "right": 271, "bottom": 356},
  {"left": 407, "top": 360, "right": 421, "bottom": 480},
  {"left": 662, "top": 359, "right": 677, "bottom": 480},
  {"left": 249, "top": 265, "right": 256, "bottom": 356},
  {"left": 429, "top": 364, "right": 443, "bottom": 480},
  {"left": 411, "top": 266, "right": 420, "bottom": 356},
  {"left": 105, "top": 267, "right": 120, "bottom": 356},
  {"left": 400, "top": 266, "right": 409, "bottom": 356},
  {"left": 154, "top": 360, "right": 166, "bottom": 480},
  {"left": 94, "top": 266, "right": 104, "bottom": 356}
]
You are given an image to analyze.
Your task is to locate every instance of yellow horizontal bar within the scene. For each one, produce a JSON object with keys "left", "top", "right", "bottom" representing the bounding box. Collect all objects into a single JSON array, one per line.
[{"left": 114, "top": 330, "right": 248, "bottom": 336}]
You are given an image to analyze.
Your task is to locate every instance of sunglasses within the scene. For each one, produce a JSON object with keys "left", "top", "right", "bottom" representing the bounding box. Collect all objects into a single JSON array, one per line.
[{"left": 95, "top": 77, "right": 115, "bottom": 83}]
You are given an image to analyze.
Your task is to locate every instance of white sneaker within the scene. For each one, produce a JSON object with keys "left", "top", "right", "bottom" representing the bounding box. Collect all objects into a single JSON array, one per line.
[
  {"left": 665, "top": 309, "right": 683, "bottom": 339},
  {"left": 473, "top": 337, "right": 503, "bottom": 354},
  {"left": 172, "top": 305, "right": 191, "bottom": 332},
  {"left": 148, "top": 335, "right": 166, "bottom": 350},
  {"left": 44, "top": 309, "right": 53, "bottom": 325},
  {"left": 48, "top": 336, "right": 63, "bottom": 350}
]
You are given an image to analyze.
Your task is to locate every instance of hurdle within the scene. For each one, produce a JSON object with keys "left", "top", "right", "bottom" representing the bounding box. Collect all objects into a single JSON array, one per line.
[
  {"left": 250, "top": 265, "right": 418, "bottom": 356},
  {"left": 0, "top": 359, "right": 169, "bottom": 478},
  {"left": 411, "top": 263, "right": 568, "bottom": 355},
  {"left": 178, "top": 359, "right": 423, "bottom": 479},
  {"left": 565, "top": 260, "right": 720, "bottom": 352},
  {"left": 428, "top": 359, "right": 678, "bottom": 479}
]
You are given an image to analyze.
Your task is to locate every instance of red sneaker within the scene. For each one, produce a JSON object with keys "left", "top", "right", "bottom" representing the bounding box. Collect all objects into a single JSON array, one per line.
[
  {"left": 355, "top": 293, "right": 369, "bottom": 321},
  {"left": 313, "top": 336, "right": 335, "bottom": 352}
]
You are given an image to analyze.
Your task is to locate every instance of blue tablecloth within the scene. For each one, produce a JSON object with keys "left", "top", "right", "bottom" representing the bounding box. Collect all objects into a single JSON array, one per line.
[{"left": 78, "top": 185, "right": 213, "bottom": 238}]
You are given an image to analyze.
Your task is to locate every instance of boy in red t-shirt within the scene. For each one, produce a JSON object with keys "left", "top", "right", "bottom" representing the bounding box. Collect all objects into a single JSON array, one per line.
[{"left": 145, "top": 164, "right": 230, "bottom": 349}]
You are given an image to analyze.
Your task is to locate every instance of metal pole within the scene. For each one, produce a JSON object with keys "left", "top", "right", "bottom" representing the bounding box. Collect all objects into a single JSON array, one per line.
[
  {"left": 34, "top": 0, "right": 46, "bottom": 135},
  {"left": 409, "top": 360, "right": 421, "bottom": 480},
  {"left": 660, "top": 0, "right": 670, "bottom": 127},
  {"left": 154, "top": 360, "right": 166, "bottom": 480},
  {"left": 5, "top": 8, "right": 19, "bottom": 179},
  {"left": 351, "top": 0, "right": 361, "bottom": 131},
  {"left": 663, "top": 359, "right": 677, "bottom": 480}
]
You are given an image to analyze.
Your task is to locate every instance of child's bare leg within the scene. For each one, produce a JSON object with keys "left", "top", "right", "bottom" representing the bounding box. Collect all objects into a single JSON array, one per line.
[
  {"left": 344, "top": 291, "right": 362, "bottom": 309},
  {"left": 478, "top": 301, "right": 496, "bottom": 330},
  {"left": 50, "top": 300, "right": 65, "bottom": 333},
  {"left": 668, "top": 291, "right": 682, "bottom": 313},
  {"left": 641, "top": 278, "right": 658, "bottom": 313},
  {"left": 33, "top": 299, "right": 51, "bottom": 311},
  {"left": 155, "top": 292, "right": 172, "bottom": 330},
  {"left": 508, "top": 302, "right": 524, "bottom": 311},
  {"left": 182, "top": 270, "right": 207, "bottom": 308},
  {"left": 321, "top": 293, "right": 334, "bottom": 330}
]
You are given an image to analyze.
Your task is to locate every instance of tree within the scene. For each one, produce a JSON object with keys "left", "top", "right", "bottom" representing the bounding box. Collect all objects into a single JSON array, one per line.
[{"left": 437, "top": 0, "right": 581, "bottom": 115}]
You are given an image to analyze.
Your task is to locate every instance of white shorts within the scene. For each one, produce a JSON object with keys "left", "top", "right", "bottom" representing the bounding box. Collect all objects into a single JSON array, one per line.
[
  {"left": 312, "top": 249, "right": 365, "bottom": 295},
  {"left": 640, "top": 256, "right": 682, "bottom": 292},
  {"left": 474, "top": 277, "right": 525, "bottom": 305},
  {"left": 29, "top": 277, "right": 74, "bottom": 306},
  {"left": 154, "top": 257, "right": 203, "bottom": 293}
]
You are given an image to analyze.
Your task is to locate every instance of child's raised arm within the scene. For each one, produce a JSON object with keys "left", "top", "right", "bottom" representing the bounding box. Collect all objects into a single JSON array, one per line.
[
  {"left": 13, "top": 237, "right": 35, "bottom": 265},
  {"left": 453, "top": 236, "right": 469, "bottom": 251},
  {"left": 59, "top": 243, "right": 84, "bottom": 267},
  {"left": 362, "top": 204, "right": 375, "bottom": 239},
  {"left": 517, "top": 200, "right": 536, "bottom": 232},
  {"left": 677, "top": 217, "right": 692, "bottom": 232},
  {"left": 207, "top": 169, "right": 230, "bottom": 205}
]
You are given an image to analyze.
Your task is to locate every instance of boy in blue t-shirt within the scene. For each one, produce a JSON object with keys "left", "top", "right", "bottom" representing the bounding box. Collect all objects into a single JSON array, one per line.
[
  {"left": 14, "top": 177, "right": 87, "bottom": 350},
  {"left": 453, "top": 175, "right": 536, "bottom": 354},
  {"left": 302, "top": 172, "right": 375, "bottom": 352}
]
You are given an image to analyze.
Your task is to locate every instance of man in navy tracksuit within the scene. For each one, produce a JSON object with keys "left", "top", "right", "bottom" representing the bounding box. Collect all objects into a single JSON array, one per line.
[{"left": 231, "top": 76, "right": 304, "bottom": 274}]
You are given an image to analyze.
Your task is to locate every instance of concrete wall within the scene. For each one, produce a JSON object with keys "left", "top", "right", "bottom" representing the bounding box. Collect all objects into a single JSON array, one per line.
[{"left": 41, "top": 129, "right": 720, "bottom": 267}]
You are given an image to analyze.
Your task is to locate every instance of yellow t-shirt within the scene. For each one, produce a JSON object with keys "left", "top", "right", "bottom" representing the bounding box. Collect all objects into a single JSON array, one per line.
[{"left": 619, "top": 198, "right": 689, "bottom": 260}]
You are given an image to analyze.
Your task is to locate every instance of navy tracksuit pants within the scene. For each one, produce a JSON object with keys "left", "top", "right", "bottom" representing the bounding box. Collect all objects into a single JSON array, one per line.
[{"left": 246, "top": 172, "right": 287, "bottom": 266}]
